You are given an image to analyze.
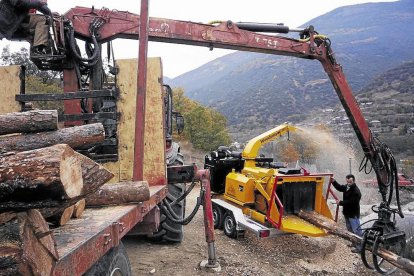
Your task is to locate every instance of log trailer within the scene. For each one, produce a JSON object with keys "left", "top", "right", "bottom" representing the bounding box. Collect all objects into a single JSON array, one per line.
[{"left": 1, "top": 0, "right": 413, "bottom": 274}]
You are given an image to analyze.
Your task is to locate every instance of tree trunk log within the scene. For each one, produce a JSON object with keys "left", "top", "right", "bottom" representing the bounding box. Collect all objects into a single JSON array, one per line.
[
  {"left": 45, "top": 205, "right": 75, "bottom": 226},
  {"left": 0, "top": 212, "right": 16, "bottom": 225},
  {"left": 0, "top": 110, "right": 58, "bottom": 135},
  {"left": 85, "top": 181, "right": 150, "bottom": 206},
  {"left": 0, "top": 123, "right": 105, "bottom": 154},
  {"left": 0, "top": 209, "right": 58, "bottom": 275},
  {"left": 0, "top": 200, "right": 69, "bottom": 211},
  {"left": 72, "top": 199, "right": 86, "bottom": 218},
  {"left": 0, "top": 144, "right": 84, "bottom": 203},
  {"left": 0, "top": 145, "right": 113, "bottom": 212},
  {"left": 80, "top": 155, "right": 115, "bottom": 195},
  {"left": 298, "top": 210, "right": 414, "bottom": 275}
]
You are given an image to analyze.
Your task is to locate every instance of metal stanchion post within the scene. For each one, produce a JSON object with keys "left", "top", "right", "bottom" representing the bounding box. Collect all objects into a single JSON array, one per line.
[{"left": 198, "top": 169, "right": 221, "bottom": 272}]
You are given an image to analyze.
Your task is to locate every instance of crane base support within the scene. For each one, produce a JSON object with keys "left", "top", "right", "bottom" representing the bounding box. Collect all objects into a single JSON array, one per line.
[{"left": 199, "top": 260, "right": 221, "bottom": 272}]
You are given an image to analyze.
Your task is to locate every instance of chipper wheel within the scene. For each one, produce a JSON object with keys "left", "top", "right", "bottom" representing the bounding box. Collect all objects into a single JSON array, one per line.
[
  {"left": 212, "top": 203, "right": 224, "bottom": 229},
  {"left": 223, "top": 211, "right": 238, "bottom": 239},
  {"left": 150, "top": 182, "right": 186, "bottom": 243}
]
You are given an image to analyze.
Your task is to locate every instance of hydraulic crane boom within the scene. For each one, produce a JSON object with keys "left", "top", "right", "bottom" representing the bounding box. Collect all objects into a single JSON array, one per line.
[{"left": 64, "top": 6, "right": 396, "bottom": 203}]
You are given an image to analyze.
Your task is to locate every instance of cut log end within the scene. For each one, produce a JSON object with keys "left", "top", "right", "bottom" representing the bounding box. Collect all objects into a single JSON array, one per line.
[
  {"left": 48, "top": 205, "right": 75, "bottom": 227},
  {"left": 60, "top": 147, "right": 83, "bottom": 198},
  {"left": 72, "top": 199, "right": 86, "bottom": 218},
  {"left": 0, "top": 210, "right": 58, "bottom": 275}
]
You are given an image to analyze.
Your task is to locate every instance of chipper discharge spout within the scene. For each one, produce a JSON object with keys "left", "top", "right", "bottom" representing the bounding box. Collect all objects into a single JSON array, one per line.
[{"left": 204, "top": 124, "right": 336, "bottom": 238}]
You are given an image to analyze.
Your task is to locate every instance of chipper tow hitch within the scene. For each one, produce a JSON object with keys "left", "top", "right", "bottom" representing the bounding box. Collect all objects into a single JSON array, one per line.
[{"left": 361, "top": 203, "right": 406, "bottom": 274}]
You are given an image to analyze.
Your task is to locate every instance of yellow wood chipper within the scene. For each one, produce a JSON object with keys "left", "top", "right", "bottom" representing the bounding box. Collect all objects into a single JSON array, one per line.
[{"left": 205, "top": 124, "right": 337, "bottom": 238}]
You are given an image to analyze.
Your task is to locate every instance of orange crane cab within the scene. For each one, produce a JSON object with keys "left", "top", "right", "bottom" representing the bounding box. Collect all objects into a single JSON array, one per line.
[{"left": 205, "top": 124, "right": 336, "bottom": 238}]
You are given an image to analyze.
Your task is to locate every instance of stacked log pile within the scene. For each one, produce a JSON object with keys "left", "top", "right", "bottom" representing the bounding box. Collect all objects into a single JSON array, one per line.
[
  {"left": 0, "top": 110, "right": 114, "bottom": 275},
  {"left": 0, "top": 110, "right": 152, "bottom": 275}
]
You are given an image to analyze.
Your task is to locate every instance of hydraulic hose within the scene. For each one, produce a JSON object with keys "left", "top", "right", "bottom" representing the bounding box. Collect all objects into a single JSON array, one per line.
[
  {"left": 358, "top": 155, "right": 373, "bottom": 174},
  {"left": 161, "top": 187, "right": 205, "bottom": 225},
  {"left": 65, "top": 25, "right": 100, "bottom": 68},
  {"left": 171, "top": 179, "right": 197, "bottom": 206},
  {"left": 359, "top": 134, "right": 402, "bottom": 217},
  {"left": 391, "top": 154, "right": 404, "bottom": 217}
]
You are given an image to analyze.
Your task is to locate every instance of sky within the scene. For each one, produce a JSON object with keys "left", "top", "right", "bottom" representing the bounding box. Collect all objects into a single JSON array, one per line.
[{"left": 0, "top": 0, "right": 396, "bottom": 78}]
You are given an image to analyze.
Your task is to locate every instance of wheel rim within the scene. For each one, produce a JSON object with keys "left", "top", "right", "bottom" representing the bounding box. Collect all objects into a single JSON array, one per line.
[
  {"left": 224, "top": 216, "right": 234, "bottom": 234},
  {"left": 110, "top": 267, "right": 123, "bottom": 276},
  {"left": 213, "top": 209, "right": 218, "bottom": 225}
]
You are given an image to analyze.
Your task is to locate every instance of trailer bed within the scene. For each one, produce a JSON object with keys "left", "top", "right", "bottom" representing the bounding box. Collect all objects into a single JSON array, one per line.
[{"left": 52, "top": 185, "right": 167, "bottom": 275}]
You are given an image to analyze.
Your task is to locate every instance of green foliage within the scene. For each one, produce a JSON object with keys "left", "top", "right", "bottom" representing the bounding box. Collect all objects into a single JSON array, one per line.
[
  {"left": 1, "top": 46, "right": 63, "bottom": 113},
  {"left": 173, "top": 87, "right": 231, "bottom": 151},
  {"left": 1, "top": 46, "right": 60, "bottom": 83},
  {"left": 25, "top": 76, "right": 64, "bottom": 113}
]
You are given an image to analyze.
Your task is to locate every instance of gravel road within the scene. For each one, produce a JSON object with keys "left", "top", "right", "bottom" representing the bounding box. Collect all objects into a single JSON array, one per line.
[{"left": 123, "top": 185, "right": 412, "bottom": 275}]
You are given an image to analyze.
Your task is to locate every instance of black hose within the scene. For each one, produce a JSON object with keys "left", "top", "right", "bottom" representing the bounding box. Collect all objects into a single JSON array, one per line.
[
  {"left": 358, "top": 155, "right": 373, "bottom": 174},
  {"left": 386, "top": 157, "right": 394, "bottom": 206},
  {"left": 161, "top": 197, "right": 201, "bottom": 225},
  {"left": 171, "top": 179, "right": 197, "bottom": 206},
  {"left": 68, "top": 27, "right": 100, "bottom": 63},
  {"left": 360, "top": 132, "right": 403, "bottom": 215},
  {"left": 391, "top": 155, "right": 404, "bottom": 218},
  {"left": 161, "top": 198, "right": 182, "bottom": 220},
  {"left": 359, "top": 218, "right": 380, "bottom": 231},
  {"left": 161, "top": 187, "right": 205, "bottom": 225},
  {"left": 64, "top": 25, "right": 101, "bottom": 69}
]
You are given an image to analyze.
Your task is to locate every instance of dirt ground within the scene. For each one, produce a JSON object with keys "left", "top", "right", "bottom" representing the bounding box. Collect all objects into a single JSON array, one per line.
[{"left": 123, "top": 185, "right": 412, "bottom": 276}]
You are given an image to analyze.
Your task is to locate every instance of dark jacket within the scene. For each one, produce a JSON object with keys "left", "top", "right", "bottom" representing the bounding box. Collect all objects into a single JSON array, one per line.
[
  {"left": 332, "top": 180, "right": 361, "bottom": 218},
  {"left": 0, "top": 0, "right": 50, "bottom": 39}
]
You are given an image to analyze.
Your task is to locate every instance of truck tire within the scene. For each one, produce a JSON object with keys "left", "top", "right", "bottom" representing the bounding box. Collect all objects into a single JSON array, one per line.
[
  {"left": 166, "top": 142, "right": 183, "bottom": 166},
  {"left": 212, "top": 203, "right": 224, "bottom": 229},
  {"left": 223, "top": 212, "right": 237, "bottom": 239},
  {"left": 84, "top": 242, "right": 131, "bottom": 276},
  {"left": 150, "top": 182, "right": 186, "bottom": 243}
]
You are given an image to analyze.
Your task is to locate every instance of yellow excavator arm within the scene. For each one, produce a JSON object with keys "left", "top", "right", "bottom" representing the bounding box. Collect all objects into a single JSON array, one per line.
[{"left": 242, "top": 124, "right": 296, "bottom": 167}]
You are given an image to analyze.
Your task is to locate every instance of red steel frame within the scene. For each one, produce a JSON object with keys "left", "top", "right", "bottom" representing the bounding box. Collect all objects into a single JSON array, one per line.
[
  {"left": 267, "top": 174, "right": 339, "bottom": 229},
  {"left": 52, "top": 185, "right": 167, "bottom": 275},
  {"left": 325, "top": 176, "right": 340, "bottom": 222},
  {"left": 55, "top": 1, "right": 382, "bottom": 272},
  {"left": 62, "top": 1, "right": 396, "bottom": 191},
  {"left": 267, "top": 176, "right": 284, "bottom": 229},
  {"left": 199, "top": 170, "right": 215, "bottom": 244},
  {"left": 133, "top": 0, "right": 149, "bottom": 181},
  {"left": 54, "top": 1, "right": 220, "bottom": 274},
  {"left": 63, "top": 4, "right": 385, "bottom": 184}
]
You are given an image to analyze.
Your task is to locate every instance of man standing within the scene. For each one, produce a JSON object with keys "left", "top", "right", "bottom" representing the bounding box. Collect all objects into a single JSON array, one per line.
[
  {"left": 0, "top": 0, "right": 52, "bottom": 54},
  {"left": 332, "top": 174, "right": 363, "bottom": 253}
]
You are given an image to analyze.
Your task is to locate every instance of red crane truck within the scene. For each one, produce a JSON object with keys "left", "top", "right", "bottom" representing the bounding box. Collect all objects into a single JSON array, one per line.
[{"left": 2, "top": 1, "right": 413, "bottom": 274}]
